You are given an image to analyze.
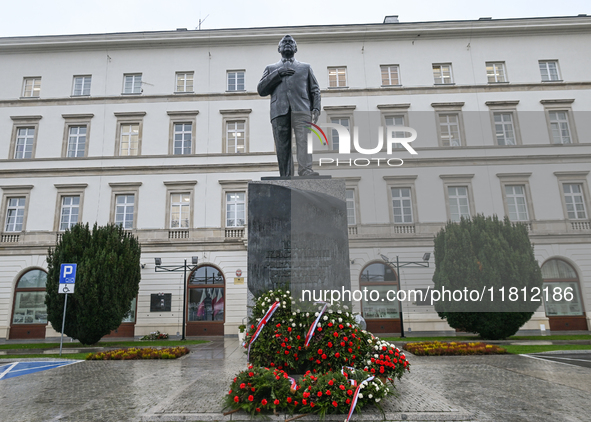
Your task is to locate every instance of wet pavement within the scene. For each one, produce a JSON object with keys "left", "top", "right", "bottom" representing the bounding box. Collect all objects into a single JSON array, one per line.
[{"left": 0, "top": 338, "right": 589, "bottom": 421}]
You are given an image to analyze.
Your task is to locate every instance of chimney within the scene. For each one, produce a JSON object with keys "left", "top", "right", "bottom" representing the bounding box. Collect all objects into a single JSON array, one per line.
[{"left": 383, "top": 15, "right": 399, "bottom": 24}]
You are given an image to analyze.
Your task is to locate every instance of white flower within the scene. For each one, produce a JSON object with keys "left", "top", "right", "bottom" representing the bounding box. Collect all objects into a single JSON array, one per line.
[
  {"left": 358, "top": 393, "right": 363, "bottom": 399},
  {"left": 315, "top": 312, "right": 319, "bottom": 317},
  {"left": 317, "top": 323, "right": 322, "bottom": 328},
  {"left": 343, "top": 305, "right": 349, "bottom": 310},
  {"left": 297, "top": 309, "right": 301, "bottom": 313},
  {"left": 338, "top": 318, "right": 343, "bottom": 323},
  {"left": 375, "top": 398, "right": 380, "bottom": 403},
  {"left": 323, "top": 316, "right": 328, "bottom": 321},
  {"left": 374, "top": 354, "right": 379, "bottom": 358},
  {"left": 306, "top": 313, "right": 310, "bottom": 317},
  {"left": 266, "top": 298, "right": 270, "bottom": 302},
  {"left": 367, "top": 360, "right": 372, "bottom": 365},
  {"left": 360, "top": 384, "right": 365, "bottom": 389},
  {"left": 286, "top": 290, "right": 290, "bottom": 294},
  {"left": 328, "top": 310, "right": 333, "bottom": 313},
  {"left": 275, "top": 298, "right": 279, "bottom": 302},
  {"left": 292, "top": 312, "right": 296, "bottom": 316},
  {"left": 337, "top": 310, "right": 342, "bottom": 314},
  {"left": 374, "top": 346, "right": 379, "bottom": 350},
  {"left": 292, "top": 323, "right": 296, "bottom": 327},
  {"left": 368, "top": 394, "right": 373, "bottom": 399}
]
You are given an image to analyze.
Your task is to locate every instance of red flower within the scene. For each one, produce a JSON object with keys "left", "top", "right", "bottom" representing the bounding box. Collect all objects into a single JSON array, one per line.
[
  {"left": 322, "top": 354, "right": 327, "bottom": 359},
  {"left": 332, "top": 401, "right": 338, "bottom": 407},
  {"left": 328, "top": 322, "right": 333, "bottom": 327},
  {"left": 303, "top": 392, "right": 310, "bottom": 398},
  {"left": 288, "top": 327, "right": 292, "bottom": 332},
  {"left": 228, "top": 389, "right": 232, "bottom": 394},
  {"left": 256, "top": 408, "right": 261, "bottom": 412},
  {"left": 276, "top": 323, "right": 281, "bottom": 327},
  {"left": 317, "top": 327, "right": 322, "bottom": 331},
  {"left": 371, "top": 368, "right": 376, "bottom": 373},
  {"left": 285, "top": 351, "right": 289, "bottom": 355},
  {"left": 380, "top": 367, "right": 385, "bottom": 373},
  {"left": 339, "top": 385, "right": 345, "bottom": 390},
  {"left": 318, "top": 349, "right": 323, "bottom": 355},
  {"left": 340, "top": 342, "right": 346, "bottom": 347},
  {"left": 248, "top": 395, "right": 254, "bottom": 402},
  {"left": 326, "top": 390, "right": 331, "bottom": 396},
  {"left": 250, "top": 324, "right": 255, "bottom": 329},
  {"left": 339, "top": 324, "right": 344, "bottom": 329},
  {"left": 251, "top": 387, "right": 256, "bottom": 392},
  {"left": 261, "top": 399, "right": 268, "bottom": 405},
  {"left": 328, "top": 342, "right": 333, "bottom": 348},
  {"left": 310, "top": 402, "right": 315, "bottom": 408},
  {"left": 294, "top": 401, "right": 299, "bottom": 406},
  {"left": 347, "top": 390, "right": 353, "bottom": 396},
  {"left": 287, "top": 397, "right": 292, "bottom": 403},
  {"left": 297, "top": 335, "right": 301, "bottom": 340},
  {"left": 328, "top": 380, "right": 334, "bottom": 386},
  {"left": 335, "top": 352, "right": 340, "bottom": 358},
  {"left": 316, "top": 359, "right": 321, "bottom": 364},
  {"left": 348, "top": 348, "right": 353, "bottom": 353},
  {"left": 317, "top": 391, "right": 323, "bottom": 397},
  {"left": 281, "top": 343, "right": 286, "bottom": 347},
  {"left": 346, "top": 398, "right": 351, "bottom": 404},
  {"left": 344, "top": 337, "right": 348, "bottom": 341},
  {"left": 240, "top": 383, "right": 246, "bottom": 389},
  {"left": 333, "top": 332, "right": 339, "bottom": 337},
  {"left": 270, "top": 363, "right": 275, "bottom": 366},
  {"left": 248, "top": 372, "right": 254, "bottom": 377},
  {"left": 234, "top": 396, "right": 240, "bottom": 403},
  {"left": 274, "top": 399, "right": 280, "bottom": 405}
]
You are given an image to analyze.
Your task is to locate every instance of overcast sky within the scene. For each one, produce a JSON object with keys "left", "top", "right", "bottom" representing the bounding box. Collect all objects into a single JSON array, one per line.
[{"left": 0, "top": 0, "right": 589, "bottom": 38}]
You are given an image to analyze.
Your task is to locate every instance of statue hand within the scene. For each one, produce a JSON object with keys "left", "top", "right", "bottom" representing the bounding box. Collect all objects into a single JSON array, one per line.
[
  {"left": 312, "top": 109, "right": 320, "bottom": 124},
  {"left": 278, "top": 68, "right": 295, "bottom": 77}
]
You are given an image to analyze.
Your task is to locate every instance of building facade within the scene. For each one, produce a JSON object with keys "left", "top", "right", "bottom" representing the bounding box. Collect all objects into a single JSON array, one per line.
[{"left": 1, "top": 16, "right": 590, "bottom": 339}]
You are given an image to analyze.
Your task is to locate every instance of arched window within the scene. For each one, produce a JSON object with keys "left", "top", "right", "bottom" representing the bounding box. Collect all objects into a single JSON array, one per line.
[
  {"left": 359, "top": 262, "right": 398, "bottom": 320},
  {"left": 541, "top": 259, "right": 584, "bottom": 317},
  {"left": 187, "top": 265, "right": 225, "bottom": 323},
  {"left": 10, "top": 269, "right": 48, "bottom": 339}
]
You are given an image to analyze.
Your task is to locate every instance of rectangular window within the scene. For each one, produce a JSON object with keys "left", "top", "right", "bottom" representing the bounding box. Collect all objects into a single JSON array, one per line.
[
  {"left": 72, "top": 76, "right": 91, "bottom": 96},
  {"left": 22, "top": 77, "right": 41, "bottom": 97},
  {"left": 563, "top": 184, "right": 588, "bottom": 219},
  {"left": 123, "top": 74, "right": 142, "bottom": 94},
  {"left": 549, "top": 111, "right": 572, "bottom": 144},
  {"left": 433, "top": 64, "right": 453, "bottom": 84},
  {"left": 115, "top": 194, "right": 135, "bottom": 229},
  {"left": 330, "top": 117, "right": 350, "bottom": 151},
  {"left": 14, "top": 128, "right": 35, "bottom": 159},
  {"left": 328, "top": 67, "right": 347, "bottom": 88},
  {"left": 67, "top": 126, "right": 87, "bottom": 157},
  {"left": 226, "top": 192, "right": 245, "bottom": 227},
  {"left": 173, "top": 123, "right": 192, "bottom": 155},
  {"left": 505, "top": 185, "right": 529, "bottom": 221},
  {"left": 391, "top": 188, "right": 413, "bottom": 223},
  {"left": 227, "top": 71, "right": 245, "bottom": 91},
  {"left": 494, "top": 112, "right": 516, "bottom": 145},
  {"left": 486, "top": 62, "right": 507, "bottom": 83},
  {"left": 438, "top": 114, "right": 461, "bottom": 147},
  {"left": 176, "top": 72, "right": 194, "bottom": 92},
  {"left": 59, "top": 196, "right": 80, "bottom": 231},
  {"left": 226, "top": 120, "right": 245, "bottom": 153},
  {"left": 380, "top": 65, "right": 400, "bottom": 86},
  {"left": 119, "top": 124, "right": 139, "bottom": 156},
  {"left": 5, "top": 197, "right": 26, "bottom": 232},
  {"left": 346, "top": 189, "right": 356, "bottom": 225},
  {"left": 384, "top": 115, "right": 406, "bottom": 146},
  {"left": 539, "top": 61, "right": 560, "bottom": 81},
  {"left": 448, "top": 186, "right": 470, "bottom": 222},
  {"left": 170, "top": 193, "right": 190, "bottom": 228}
]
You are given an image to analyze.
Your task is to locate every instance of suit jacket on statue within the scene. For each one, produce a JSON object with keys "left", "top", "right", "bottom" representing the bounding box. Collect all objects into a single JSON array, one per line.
[{"left": 257, "top": 59, "right": 321, "bottom": 121}]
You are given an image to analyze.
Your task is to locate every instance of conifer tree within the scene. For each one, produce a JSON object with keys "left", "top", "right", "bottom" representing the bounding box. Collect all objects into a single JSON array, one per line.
[
  {"left": 45, "top": 223, "right": 141, "bottom": 345},
  {"left": 432, "top": 215, "right": 542, "bottom": 339}
]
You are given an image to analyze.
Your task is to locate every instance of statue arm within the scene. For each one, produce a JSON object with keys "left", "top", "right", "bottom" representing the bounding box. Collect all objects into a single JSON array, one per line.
[
  {"left": 308, "top": 67, "right": 321, "bottom": 112},
  {"left": 257, "top": 66, "right": 282, "bottom": 97}
]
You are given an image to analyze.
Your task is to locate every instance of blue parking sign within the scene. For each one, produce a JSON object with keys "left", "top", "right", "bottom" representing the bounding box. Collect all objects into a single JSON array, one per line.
[{"left": 59, "top": 264, "right": 77, "bottom": 284}]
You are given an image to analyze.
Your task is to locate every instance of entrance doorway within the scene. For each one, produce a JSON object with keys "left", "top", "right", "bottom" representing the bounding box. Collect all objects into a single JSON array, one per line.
[
  {"left": 186, "top": 265, "right": 225, "bottom": 336},
  {"left": 10, "top": 269, "right": 48, "bottom": 339},
  {"left": 360, "top": 262, "right": 399, "bottom": 333}
]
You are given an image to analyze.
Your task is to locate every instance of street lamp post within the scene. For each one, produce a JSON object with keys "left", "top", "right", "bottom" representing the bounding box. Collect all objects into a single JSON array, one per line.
[
  {"left": 380, "top": 253, "right": 430, "bottom": 338},
  {"left": 154, "top": 256, "right": 199, "bottom": 341}
]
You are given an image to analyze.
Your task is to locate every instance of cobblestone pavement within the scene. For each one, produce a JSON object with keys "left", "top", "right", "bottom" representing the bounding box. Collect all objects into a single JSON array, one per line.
[{"left": 0, "top": 339, "right": 589, "bottom": 421}]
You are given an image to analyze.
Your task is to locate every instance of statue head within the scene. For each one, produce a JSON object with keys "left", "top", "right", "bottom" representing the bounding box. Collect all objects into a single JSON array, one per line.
[{"left": 278, "top": 35, "right": 297, "bottom": 57}]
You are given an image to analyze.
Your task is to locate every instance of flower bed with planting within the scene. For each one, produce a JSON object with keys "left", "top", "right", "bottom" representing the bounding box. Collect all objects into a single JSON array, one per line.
[
  {"left": 223, "top": 289, "right": 410, "bottom": 419},
  {"left": 85, "top": 346, "right": 189, "bottom": 360},
  {"left": 140, "top": 331, "right": 169, "bottom": 340},
  {"left": 404, "top": 341, "right": 507, "bottom": 356}
]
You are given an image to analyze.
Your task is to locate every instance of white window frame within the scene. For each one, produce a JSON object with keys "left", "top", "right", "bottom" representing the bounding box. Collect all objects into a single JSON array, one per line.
[
  {"left": 539, "top": 60, "right": 561, "bottom": 82},
  {"left": 328, "top": 67, "right": 348, "bottom": 88},
  {"left": 22, "top": 77, "right": 41, "bottom": 98},
  {"left": 440, "top": 174, "right": 475, "bottom": 222},
  {"left": 9, "top": 115, "right": 41, "bottom": 160},
  {"left": 384, "top": 175, "right": 419, "bottom": 225},
  {"left": 72, "top": 75, "right": 92, "bottom": 96},
  {"left": 227, "top": 70, "right": 245, "bottom": 92},
  {"left": 497, "top": 173, "right": 535, "bottom": 223},
  {"left": 109, "top": 182, "right": 141, "bottom": 230},
  {"left": 61, "top": 113, "right": 93, "bottom": 158},
  {"left": 344, "top": 177, "right": 361, "bottom": 228},
  {"left": 219, "top": 180, "right": 250, "bottom": 232},
  {"left": 59, "top": 196, "right": 80, "bottom": 231},
  {"left": 391, "top": 187, "right": 414, "bottom": 224},
  {"left": 225, "top": 192, "right": 246, "bottom": 228},
  {"left": 486, "top": 62, "right": 507, "bottom": 83},
  {"left": 554, "top": 172, "right": 591, "bottom": 222},
  {"left": 323, "top": 105, "right": 356, "bottom": 152},
  {"left": 53, "top": 184, "right": 87, "bottom": 232},
  {"left": 432, "top": 64, "right": 453, "bottom": 85},
  {"left": 114, "top": 112, "right": 145, "bottom": 156},
  {"left": 220, "top": 109, "right": 251, "bottom": 154},
  {"left": 164, "top": 181, "right": 197, "bottom": 229},
  {"left": 377, "top": 104, "right": 410, "bottom": 151},
  {"left": 493, "top": 112, "right": 517, "bottom": 146},
  {"left": 122, "top": 74, "right": 142, "bottom": 94},
  {"left": 486, "top": 101, "right": 522, "bottom": 146},
  {"left": 432, "top": 102, "right": 465, "bottom": 147},
  {"left": 14, "top": 127, "right": 36, "bottom": 159},
  {"left": 167, "top": 110, "right": 199, "bottom": 155},
  {"left": 346, "top": 189, "right": 356, "bottom": 226},
  {"left": 0, "top": 185, "right": 33, "bottom": 234},
  {"left": 5, "top": 197, "right": 26, "bottom": 232},
  {"left": 380, "top": 65, "right": 400, "bottom": 86},
  {"left": 563, "top": 184, "right": 588, "bottom": 220},
  {"left": 175, "top": 72, "right": 194, "bottom": 93},
  {"left": 541, "top": 99, "right": 578, "bottom": 145}
]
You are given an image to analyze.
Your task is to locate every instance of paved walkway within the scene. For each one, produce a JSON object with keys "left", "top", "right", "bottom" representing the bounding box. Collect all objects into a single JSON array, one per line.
[{"left": 0, "top": 338, "right": 589, "bottom": 421}]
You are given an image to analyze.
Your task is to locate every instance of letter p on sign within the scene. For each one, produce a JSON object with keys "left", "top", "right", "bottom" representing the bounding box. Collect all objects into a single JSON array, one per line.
[{"left": 59, "top": 264, "right": 77, "bottom": 284}]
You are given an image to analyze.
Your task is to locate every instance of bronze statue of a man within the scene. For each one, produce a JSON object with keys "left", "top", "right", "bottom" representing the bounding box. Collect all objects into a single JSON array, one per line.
[{"left": 258, "top": 35, "right": 321, "bottom": 177}]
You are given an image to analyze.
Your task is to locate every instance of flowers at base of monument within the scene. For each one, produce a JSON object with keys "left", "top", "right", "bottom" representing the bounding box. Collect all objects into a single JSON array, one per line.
[
  {"left": 362, "top": 336, "right": 410, "bottom": 383},
  {"left": 224, "top": 366, "right": 293, "bottom": 415},
  {"left": 293, "top": 369, "right": 391, "bottom": 417},
  {"left": 404, "top": 341, "right": 507, "bottom": 356}
]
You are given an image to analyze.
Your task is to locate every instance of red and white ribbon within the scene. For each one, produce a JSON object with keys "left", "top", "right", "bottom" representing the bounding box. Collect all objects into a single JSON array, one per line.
[
  {"left": 247, "top": 301, "right": 280, "bottom": 362},
  {"left": 287, "top": 376, "right": 298, "bottom": 392},
  {"left": 304, "top": 302, "right": 328, "bottom": 347},
  {"left": 341, "top": 366, "right": 358, "bottom": 386},
  {"left": 344, "top": 375, "right": 375, "bottom": 422}
]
